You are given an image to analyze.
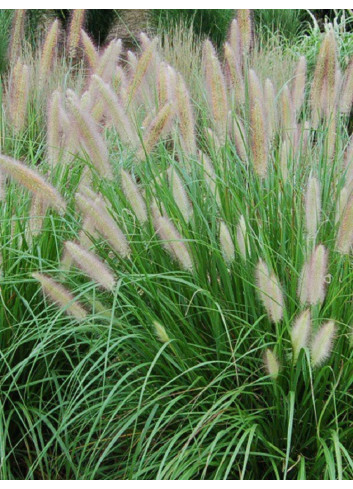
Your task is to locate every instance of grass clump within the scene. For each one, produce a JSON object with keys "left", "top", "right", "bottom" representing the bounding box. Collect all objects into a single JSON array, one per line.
[{"left": 2, "top": 8, "right": 353, "bottom": 481}]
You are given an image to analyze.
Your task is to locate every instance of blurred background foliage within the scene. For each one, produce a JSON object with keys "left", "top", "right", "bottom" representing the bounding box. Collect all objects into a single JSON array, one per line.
[{"left": 0, "top": 9, "right": 353, "bottom": 75}]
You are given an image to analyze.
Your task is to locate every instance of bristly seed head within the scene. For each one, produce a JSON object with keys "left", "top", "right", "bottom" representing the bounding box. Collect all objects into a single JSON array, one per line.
[
  {"left": 33, "top": 272, "right": 87, "bottom": 320},
  {"left": 291, "top": 309, "right": 311, "bottom": 362},
  {"left": 264, "top": 348, "right": 279, "bottom": 380},
  {"left": 311, "top": 321, "right": 336, "bottom": 367},
  {"left": 256, "top": 259, "right": 284, "bottom": 323}
]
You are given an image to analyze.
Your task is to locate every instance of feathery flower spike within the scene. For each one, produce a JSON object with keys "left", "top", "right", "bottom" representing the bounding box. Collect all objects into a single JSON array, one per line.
[
  {"left": 33, "top": 272, "right": 87, "bottom": 320},
  {"left": 65, "top": 241, "right": 116, "bottom": 291}
]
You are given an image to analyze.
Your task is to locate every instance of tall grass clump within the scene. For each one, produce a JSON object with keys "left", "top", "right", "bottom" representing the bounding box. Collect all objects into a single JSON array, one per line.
[{"left": 2, "top": 8, "right": 353, "bottom": 481}]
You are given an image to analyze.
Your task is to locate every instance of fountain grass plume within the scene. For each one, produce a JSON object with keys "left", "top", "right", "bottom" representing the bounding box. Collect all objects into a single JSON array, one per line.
[
  {"left": 264, "top": 349, "right": 279, "bottom": 380},
  {"left": 291, "top": 309, "right": 311, "bottom": 362},
  {"left": 137, "top": 103, "right": 173, "bottom": 160},
  {"left": 8, "top": 9, "right": 26, "bottom": 65},
  {"left": 81, "top": 29, "right": 98, "bottom": 70},
  {"left": 26, "top": 195, "right": 48, "bottom": 244},
  {"left": 292, "top": 56, "right": 307, "bottom": 116},
  {"left": 66, "top": 89, "right": 112, "bottom": 179},
  {"left": 168, "top": 168, "right": 192, "bottom": 223},
  {"left": 232, "top": 116, "right": 247, "bottom": 162},
  {"left": 311, "top": 321, "right": 336, "bottom": 367},
  {"left": 203, "top": 40, "right": 228, "bottom": 141},
  {"left": 121, "top": 169, "right": 148, "bottom": 224},
  {"left": 336, "top": 192, "right": 353, "bottom": 253},
  {"left": 237, "top": 9, "right": 253, "bottom": 57},
  {"left": 310, "top": 27, "right": 338, "bottom": 127},
  {"left": 154, "top": 215, "right": 193, "bottom": 271},
  {"left": 280, "top": 85, "right": 296, "bottom": 141},
  {"left": 65, "top": 241, "right": 116, "bottom": 292},
  {"left": 92, "top": 75, "right": 137, "bottom": 146},
  {"left": 176, "top": 73, "right": 196, "bottom": 156},
  {"left": 67, "top": 9, "right": 85, "bottom": 59},
  {"left": 0, "top": 154, "right": 66, "bottom": 213},
  {"left": 264, "top": 78, "right": 276, "bottom": 139},
  {"left": 249, "top": 69, "right": 268, "bottom": 178},
  {"left": 47, "top": 90, "right": 63, "bottom": 167},
  {"left": 95, "top": 39, "right": 122, "bottom": 83},
  {"left": 219, "top": 221, "right": 235, "bottom": 264},
  {"left": 335, "top": 186, "right": 350, "bottom": 225},
  {"left": 153, "top": 320, "right": 170, "bottom": 343},
  {"left": 236, "top": 215, "right": 248, "bottom": 259},
  {"left": 127, "top": 37, "right": 158, "bottom": 104},
  {"left": 305, "top": 174, "right": 321, "bottom": 238},
  {"left": 340, "top": 56, "right": 353, "bottom": 114},
  {"left": 33, "top": 273, "right": 87, "bottom": 320},
  {"left": 198, "top": 151, "right": 220, "bottom": 206},
  {"left": 224, "top": 42, "right": 245, "bottom": 105},
  {"left": 256, "top": 259, "right": 284, "bottom": 323},
  {"left": 298, "top": 244, "right": 328, "bottom": 305},
  {"left": 8, "top": 59, "right": 30, "bottom": 134},
  {"left": 228, "top": 19, "right": 242, "bottom": 61},
  {"left": 39, "top": 19, "right": 59, "bottom": 90},
  {"left": 76, "top": 192, "right": 131, "bottom": 258}
]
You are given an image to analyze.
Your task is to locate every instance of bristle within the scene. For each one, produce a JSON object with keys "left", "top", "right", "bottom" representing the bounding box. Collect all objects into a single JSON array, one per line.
[
  {"left": 65, "top": 241, "right": 116, "bottom": 291},
  {"left": 33, "top": 272, "right": 87, "bottom": 320}
]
